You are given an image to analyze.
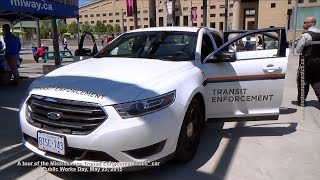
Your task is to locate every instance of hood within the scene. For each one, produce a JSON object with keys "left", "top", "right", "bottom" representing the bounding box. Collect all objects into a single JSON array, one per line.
[{"left": 30, "top": 57, "right": 194, "bottom": 105}]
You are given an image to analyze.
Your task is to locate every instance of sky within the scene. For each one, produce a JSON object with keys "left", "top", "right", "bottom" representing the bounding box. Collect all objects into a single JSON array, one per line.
[{"left": 79, "top": 0, "right": 93, "bottom": 6}]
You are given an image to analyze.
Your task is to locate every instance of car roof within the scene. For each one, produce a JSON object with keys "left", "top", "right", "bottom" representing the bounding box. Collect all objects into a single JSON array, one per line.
[{"left": 128, "top": 26, "right": 201, "bottom": 33}]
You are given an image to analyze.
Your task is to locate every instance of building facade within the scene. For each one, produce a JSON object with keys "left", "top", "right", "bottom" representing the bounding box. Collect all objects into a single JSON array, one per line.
[{"left": 74, "top": 0, "right": 320, "bottom": 39}]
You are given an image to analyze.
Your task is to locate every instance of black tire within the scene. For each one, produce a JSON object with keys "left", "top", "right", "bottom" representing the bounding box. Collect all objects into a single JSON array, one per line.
[{"left": 175, "top": 98, "right": 204, "bottom": 163}]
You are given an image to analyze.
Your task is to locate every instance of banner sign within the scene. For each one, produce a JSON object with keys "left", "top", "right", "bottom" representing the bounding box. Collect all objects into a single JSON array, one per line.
[
  {"left": 126, "top": 0, "right": 133, "bottom": 17},
  {"left": 192, "top": 7, "right": 197, "bottom": 21},
  {"left": 0, "top": 0, "right": 78, "bottom": 18}
]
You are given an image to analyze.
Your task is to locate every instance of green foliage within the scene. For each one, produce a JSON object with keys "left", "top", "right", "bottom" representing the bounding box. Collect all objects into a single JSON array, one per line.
[
  {"left": 106, "top": 24, "right": 114, "bottom": 35},
  {"left": 40, "top": 20, "right": 51, "bottom": 39},
  {"left": 114, "top": 24, "right": 121, "bottom": 34},
  {"left": 58, "top": 20, "right": 68, "bottom": 35},
  {"left": 93, "top": 21, "right": 107, "bottom": 36},
  {"left": 68, "top": 21, "right": 78, "bottom": 35},
  {"left": 81, "top": 22, "right": 92, "bottom": 33}
]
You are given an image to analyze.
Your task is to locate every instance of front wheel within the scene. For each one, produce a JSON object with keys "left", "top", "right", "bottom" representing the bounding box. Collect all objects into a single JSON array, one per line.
[{"left": 175, "top": 98, "right": 204, "bottom": 163}]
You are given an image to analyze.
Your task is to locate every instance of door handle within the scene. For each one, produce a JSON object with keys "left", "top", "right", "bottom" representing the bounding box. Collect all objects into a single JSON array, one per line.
[{"left": 263, "top": 66, "right": 282, "bottom": 73}]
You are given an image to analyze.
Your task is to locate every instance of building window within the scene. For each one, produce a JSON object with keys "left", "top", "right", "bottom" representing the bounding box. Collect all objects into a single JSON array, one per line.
[
  {"left": 115, "top": 12, "right": 119, "bottom": 16},
  {"left": 210, "top": 14, "right": 216, "bottom": 17},
  {"left": 84, "top": 15, "right": 88, "bottom": 18},
  {"left": 298, "top": 0, "right": 304, "bottom": 2},
  {"left": 201, "top": 6, "right": 203, "bottom": 9},
  {"left": 116, "top": 19, "right": 120, "bottom": 22},
  {"left": 270, "top": 26, "right": 275, "bottom": 28},
  {"left": 309, "top": 0, "right": 317, "bottom": 2},
  {"left": 138, "top": 18, "right": 141, "bottom": 21},
  {"left": 103, "top": 20, "right": 106, "bottom": 23},
  {"left": 143, "top": 10, "right": 148, "bottom": 13},
  {"left": 219, "top": 22, "right": 223, "bottom": 30},
  {"left": 129, "top": 18, "right": 133, "bottom": 22},
  {"left": 288, "top": 0, "right": 291, "bottom": 4},
  {"left": 229, "top": 13, "right": 233, "bottom": 16},
  {"left": 109, "top": 20, "right": 113, "bottom": 23},
  {"left": 220, "top": 13, "right": 225, "bottom": 17},
  {"left": 175, "top": 8, "right": 180, "bottom": 11},
  {"left": 220, "top": 4, "right": 225, "bottom": 8},
  {"left": 230, "top": 4, "right": 233, "bottom": 8},
  {"left": 109, "top": 13, "right": 113, "bottom": 16},
  {"left": 159, "top": 9, "right": 163, "bottom": 13},
  {"left": 79, "top": 15, "right": 82, "bottom": 18},
  {"left": 144, "top": 18, "right": 148, "bottom": 21},
  {"left": 91, "top": 21, "right": 94, "bottom": 24},
  {"left": 159, "top": 17, "right": 164, "bottom": 26},
  {"left": 183, "top": 15, "right": 188, "bottom": 26},
  {"left": 103, "top": 13, "right": 106, "bottom": 16},
  {"left": 144, "top": 25, "right": 148, "bottom": 28},
  {"left": 137, "top": 11, "right": 140, "bottom": 14},
  {"left": 192, "top": 23, "right": 197, "bottom": 26},
  {"left": 90, "top": 14, "right": 94, "bottom": 17},
  {"left": 84, "top": 21, "right": 88, "bottom": 24},
  {"left": 271, "top": 3, "right": 276, "bottom": 8},
  {"left": 96, "top": 14, "right": 100, "bottom": 17},
  {"left": 130, "top": 26, "right": 134, "bottom": 30},
  {"left": 124, "top": 26, "right": 127, "bottom": 32},
  {"left": 124, "top": 19, "right": 127, "bottom": 22},
  {"left": 210, "top": 22, "right": 215, "bottom": 28},
  {"left": 183, "top": 7, "right": 188, "bottom": 11},
  {"left": 210, "top": 5, "right": 216, "bottom": 9}
]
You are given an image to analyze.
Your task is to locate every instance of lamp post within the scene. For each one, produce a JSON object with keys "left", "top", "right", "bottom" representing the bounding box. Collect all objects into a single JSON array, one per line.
[{"left": 292, "top": 0, "right": 299, "bottom": 54}]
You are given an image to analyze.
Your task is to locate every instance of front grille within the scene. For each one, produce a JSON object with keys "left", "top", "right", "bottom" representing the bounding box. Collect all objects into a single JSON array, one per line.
[{"left": 26, "top": 95, "right": 107, "bottom": 135}]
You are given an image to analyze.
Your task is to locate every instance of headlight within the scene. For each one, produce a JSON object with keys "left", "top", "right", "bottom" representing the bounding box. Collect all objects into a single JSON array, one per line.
[{"left": 113, "top": 91, "right": 176, "bottom": 119}]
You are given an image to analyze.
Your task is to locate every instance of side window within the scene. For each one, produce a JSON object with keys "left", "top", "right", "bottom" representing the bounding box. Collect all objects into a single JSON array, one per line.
[
  {"left": 229, "top": 32, "right": 279, "bottom": 52},
  {"left": 201, "top": 34, "right": 214, "bottom": 61},
  {"left": 211, "top": 32, "right": 223, "bottom": 48}
]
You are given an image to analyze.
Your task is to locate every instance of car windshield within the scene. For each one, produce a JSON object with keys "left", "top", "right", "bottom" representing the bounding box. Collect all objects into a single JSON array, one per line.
[{"left": 94, "top": 31, "right": 197, "bottom": 61}]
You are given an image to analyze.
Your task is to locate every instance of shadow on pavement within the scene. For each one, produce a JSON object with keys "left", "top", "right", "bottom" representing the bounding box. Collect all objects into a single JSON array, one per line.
[
  {"left": 279, "top": 107, "right": 297, "bottom": 115},
  {"left": 44, "top": 122, "right": 297, "bottom": 180},
  {"left": 306, "top": 100, "right": 320, "bottom": 110}
]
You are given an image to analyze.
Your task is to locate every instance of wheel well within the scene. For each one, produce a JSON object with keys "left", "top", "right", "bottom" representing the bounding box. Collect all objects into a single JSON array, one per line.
[{"left": 194, "top": 93, "right": 206, "bottom": 128}]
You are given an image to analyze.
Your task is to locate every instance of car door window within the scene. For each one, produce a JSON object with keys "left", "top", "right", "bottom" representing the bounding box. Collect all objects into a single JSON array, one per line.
[{"left": 201, "top": 34, "right": 214, "bottom": 61}]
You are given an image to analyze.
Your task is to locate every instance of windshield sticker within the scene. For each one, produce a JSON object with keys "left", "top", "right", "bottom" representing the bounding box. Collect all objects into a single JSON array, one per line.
[
  {"left": 33, "top": 87, "right": 104, "bottom": 99},
  {"left": 212, "top": 88, "right": 274, "bottom": 103}
]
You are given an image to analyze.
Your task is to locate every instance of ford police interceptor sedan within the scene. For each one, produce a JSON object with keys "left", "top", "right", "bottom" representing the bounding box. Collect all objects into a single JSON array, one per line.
[{"left": 20, "top": 27, "right": 288, "bottom": 169}]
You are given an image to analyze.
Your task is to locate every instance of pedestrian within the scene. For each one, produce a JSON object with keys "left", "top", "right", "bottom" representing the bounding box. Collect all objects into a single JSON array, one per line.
[
  {"left": 33, "top": 44, "right": 45, "bottom": 63},
  {"left": 62, "top": 36, "right": 72, "bottom": 56},
  {"left": 101, "top": 37, "right": 105, "bottom": 46},
  {"left": 2, "top": 24, "right": 21, "bottom": 85},
  {"left": 292, "top": 16, "right": 320, "bottom": 106}
]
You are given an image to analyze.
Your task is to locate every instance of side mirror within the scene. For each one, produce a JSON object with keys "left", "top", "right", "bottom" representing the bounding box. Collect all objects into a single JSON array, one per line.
[
  {"left": 209, "top": 51, "right": 236, "bottom": 63},
  {"left": 74, "top": 48, "right": 92, "bottom": 56}
]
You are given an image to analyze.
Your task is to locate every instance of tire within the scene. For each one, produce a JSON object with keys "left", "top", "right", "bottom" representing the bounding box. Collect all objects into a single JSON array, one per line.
[{"left": 175, "top": 98, "right": 204, "bottom": 163}]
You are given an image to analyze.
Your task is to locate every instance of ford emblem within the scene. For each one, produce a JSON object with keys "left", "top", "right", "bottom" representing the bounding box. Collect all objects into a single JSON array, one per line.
[{"left": 47, "top": 112, "right": 61, "bottom": 120}]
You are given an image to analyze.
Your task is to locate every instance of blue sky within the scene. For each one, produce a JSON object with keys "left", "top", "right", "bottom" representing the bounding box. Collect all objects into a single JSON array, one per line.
[{"left": 79, "top": 0, "right": 93, "bottom": 5}]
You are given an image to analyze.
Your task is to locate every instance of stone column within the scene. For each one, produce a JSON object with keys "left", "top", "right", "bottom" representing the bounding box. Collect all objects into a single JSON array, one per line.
[{"left": 232, "top": 0, "right": 241, "bottom": 30}]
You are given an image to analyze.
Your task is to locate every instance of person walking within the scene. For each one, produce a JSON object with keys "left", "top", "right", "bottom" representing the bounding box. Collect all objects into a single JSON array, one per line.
[
  {"left": 292, "top": 16, "right": 320, "bottom": 106},
  {"left": 62, "top": 36, "right": 72, "bottom": 56},
  {"left": 2, "top": 24, "right": 21, "bottom": 85}
]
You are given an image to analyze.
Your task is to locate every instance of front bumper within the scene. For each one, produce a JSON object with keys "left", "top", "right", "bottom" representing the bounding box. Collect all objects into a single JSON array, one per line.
[{"left": 20, "top": 100, "right": 184, "bottom": 168}]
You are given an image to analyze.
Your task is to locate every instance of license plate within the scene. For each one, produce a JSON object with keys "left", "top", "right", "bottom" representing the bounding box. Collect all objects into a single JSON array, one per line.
[{"left": 37, "top": 132, "right": 65, "bottom": 155}]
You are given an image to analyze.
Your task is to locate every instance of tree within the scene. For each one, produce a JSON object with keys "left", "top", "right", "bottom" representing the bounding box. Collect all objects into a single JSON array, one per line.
[
  {"left": 106, "top": 24, "right": 114, "bottom": 35},
  {"left": 81, "top": 22, "right": 92, "bottom": 33},
  {"left": 58, "top": 20, "right": 68, "bottom": 35},
  {"left": 40, "top": 20, "right": 51, "bottom": 39},
  {"left": 114, "top": 24, "right": 121, "bottom": 34},
  {"left": 68, "top": 21, "right": 78, "bottom": 36},
  {"left": 93, "top": 21, "right": 106, "bottom": 36}
]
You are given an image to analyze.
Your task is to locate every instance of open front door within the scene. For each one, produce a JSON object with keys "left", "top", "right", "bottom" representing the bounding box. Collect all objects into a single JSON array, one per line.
[{"left": 203, "top": 28, "right": 288, "bottom": 121}]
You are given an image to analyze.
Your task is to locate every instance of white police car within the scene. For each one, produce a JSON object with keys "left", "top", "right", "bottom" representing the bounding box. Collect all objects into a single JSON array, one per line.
[{"left": 20, "top": 26, "right": 288, "bottom": 169}]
